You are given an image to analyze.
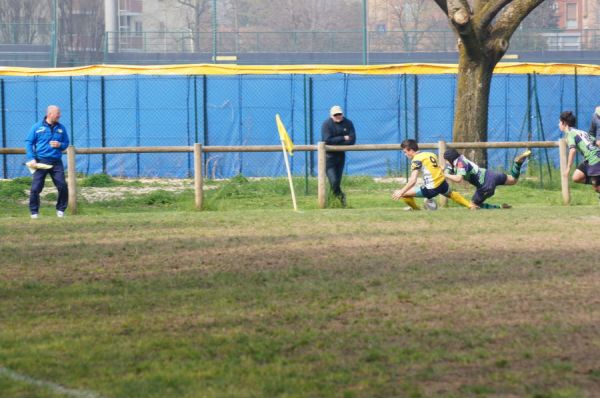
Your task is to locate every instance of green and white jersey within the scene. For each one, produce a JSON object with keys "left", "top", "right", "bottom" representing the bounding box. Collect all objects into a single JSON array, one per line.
[
  {"left": 452, "top": 155, "right": 486, "bottom": 188},
  {"left": 566, "top": 128, "right": 600, "bottom": 165}
]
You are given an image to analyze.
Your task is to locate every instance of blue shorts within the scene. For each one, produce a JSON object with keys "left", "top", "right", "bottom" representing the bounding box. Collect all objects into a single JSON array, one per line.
[
  {"left": 415, "top": 180, "right": 450, "bottom": 199},
  {"left": 472, "top": 170, "right": 507, "bottom": 205},
  {"left": 577, "top": 161, "right": 600, "bottom": 186}
]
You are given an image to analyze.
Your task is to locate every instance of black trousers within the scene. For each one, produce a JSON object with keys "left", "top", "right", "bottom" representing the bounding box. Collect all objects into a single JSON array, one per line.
[
  {"left": 29, "top": 160, "right": 68, "bottom": 214},
  {"left": 326, "top": 153, "right": 345, "bottom": 196}
]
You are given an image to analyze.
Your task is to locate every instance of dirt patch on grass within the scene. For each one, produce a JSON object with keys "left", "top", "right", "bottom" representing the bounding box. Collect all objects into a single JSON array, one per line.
[{"left": 25, "top": 178, "right": 221, "bottom": 203}]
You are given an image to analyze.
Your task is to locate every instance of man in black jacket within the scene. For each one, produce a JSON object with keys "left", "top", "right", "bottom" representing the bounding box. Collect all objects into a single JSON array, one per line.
[{"left": 321, "top": 105, "right": 356, "bottom": 206}]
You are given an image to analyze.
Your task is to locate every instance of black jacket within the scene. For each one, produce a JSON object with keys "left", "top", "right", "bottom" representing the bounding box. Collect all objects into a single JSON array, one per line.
[{"left": 321, "top": 118, "right": 356, "bottom": 146}]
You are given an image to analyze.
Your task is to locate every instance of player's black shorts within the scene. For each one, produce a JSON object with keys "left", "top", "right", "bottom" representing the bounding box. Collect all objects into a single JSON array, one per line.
[
  {"left": 418, "top": 180, "right": 450, "bottom": 199},
  {"left": 472, "top": 170, "right": 508, "bottom": 205},
  {"left": 577, "top": 161, "right": 600, "bottom": 186}
]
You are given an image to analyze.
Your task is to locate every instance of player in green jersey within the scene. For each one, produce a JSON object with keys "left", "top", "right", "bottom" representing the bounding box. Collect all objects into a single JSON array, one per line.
[{"left": 559, "top": 111, "right": 600, "bottom": 198}]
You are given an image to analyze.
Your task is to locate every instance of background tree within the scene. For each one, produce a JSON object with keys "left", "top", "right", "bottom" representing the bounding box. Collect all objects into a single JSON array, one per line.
[
  {"left": 57, "top": 0, "right": 104, "bottom": 66},
  {"left": 433, "top": 0, "right": 547, "bottom": 165},
  {"left": 223, "top": 0, "right": 361, "bottom": 52},
  {"left": 0, "top": 0, "right": 50, "bottom": 44},
  {"left": 521, "top": 0, "right": 557, "bottom": 29},
  {"left": 388, "top": 0, "right": 445, "bottom": 51},
  {"left": 175, "top": 0, "right": 211, "bottom": 52}
]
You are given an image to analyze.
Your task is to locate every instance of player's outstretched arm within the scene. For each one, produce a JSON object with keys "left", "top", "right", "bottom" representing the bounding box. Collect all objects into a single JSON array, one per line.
[
  {"left": 563, "top": 148, "right": 576, "bottom": 180},
  {"left": 445, "top": 173, "right": 464, "bottom": 183},
  {"left": 392, "top": 170, "right": 418, "bottom": 200}
]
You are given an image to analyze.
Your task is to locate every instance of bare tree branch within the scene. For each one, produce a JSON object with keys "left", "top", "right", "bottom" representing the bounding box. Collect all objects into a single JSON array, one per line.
[
  {"left": 448, "top": 0, "right": 473, "bottom": 30},
  {"left": 475, "top": 0, "right": 513, "bottom": 32},
  {"left": 492, "top": 0, "right": 546, "bottom": 42},
  {"left": 389, "top": 0, "right": 442, "bottom": 50},
  {"left": 432, "top": 0, "right": 448, "bottom": 14},
  {"left": 473, "top": 0, "right": 492, "bottom": 9},
  {"left": 447, "top": 0, "right": 482, "bottom": 56}
]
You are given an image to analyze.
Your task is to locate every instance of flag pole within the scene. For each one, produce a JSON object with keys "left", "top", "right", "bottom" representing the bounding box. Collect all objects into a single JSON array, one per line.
[{"left": 280, "top": 140, "right": 298, "bottom": 211}]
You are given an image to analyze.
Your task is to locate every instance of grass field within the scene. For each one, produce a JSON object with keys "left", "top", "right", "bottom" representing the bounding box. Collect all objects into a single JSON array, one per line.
[{"left": 1, "top": 176, "right": 599, "bottom": 397}]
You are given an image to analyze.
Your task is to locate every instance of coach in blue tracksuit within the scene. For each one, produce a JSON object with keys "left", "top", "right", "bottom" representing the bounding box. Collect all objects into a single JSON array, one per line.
[{"left": 25, "top": 105, "right": 69, "bottom": 219}]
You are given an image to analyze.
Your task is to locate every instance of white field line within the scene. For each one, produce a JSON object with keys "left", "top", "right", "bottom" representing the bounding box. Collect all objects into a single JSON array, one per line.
[{"left": 0, "top": 366, "right": 105, "bottom": 398}]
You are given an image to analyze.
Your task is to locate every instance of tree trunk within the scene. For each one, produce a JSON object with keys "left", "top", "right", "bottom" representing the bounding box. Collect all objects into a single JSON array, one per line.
[{"left": 453, "top": 52, "right": 496, "bottom": 166}]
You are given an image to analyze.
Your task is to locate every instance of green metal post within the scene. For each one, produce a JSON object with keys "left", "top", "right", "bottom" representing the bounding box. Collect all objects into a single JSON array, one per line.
[
  {"left": 362, "top": 0, "right": 368, "bottom": 65},
  {"left": 396, "top": 75, "right": 402, "bottom": 172},
  {"left": 202, "top": 75, "right": 208, "bottom": 146},
  {"left": 403, "top": 74, "right": 409, "bottom": 179},
  {"left": 103, "top": 32, "right": 108, "bottom": 63},
  {"left": 531, "top": 73, "right": 544, "bottom": 188},
  {"left": 194, "top": 75, "right": 198, "bottom": 143},
  {"left": 69, "top": 76, "right": 74, "bottom": 143},
  {"left": 202, "top": 75, "right": 209, "bottom": 175},
  {"left": 574, "top": 66, "right": 579, "bottom": 123},
  {"left": 309, "top": 77, "right": 314, "bottom": 176},
  {"left": 532, "top": 73, "right": 552, "bottom": 180},
  {"left": 414, "top": 75, "right": 419, "bottom": 143},
  {"left": 101, "top": 76, "right": 106, "bottom": 174},
  {"left": 574, "top": 62, "right": 580, "bottom": 162},
  {"left": 135, "top": 76, "right": 140, "bottom": 177},
  {"left": 304, "top": 75, "right": 309, "bottom": 195},
  {"left": 1, "top": 79, "right": 6, "bottom": 179},
  {"left": 51, "top": 0, "right": 58, "bottom": 67},
  {"left": 212, "top": 0, "right": 217, "bottom": 63},
  {"left": 191, "top": 75, "right": 198, "bottom": 178},
  {"left": 527, "top": 74, "right": 532, "bottom": 141}
]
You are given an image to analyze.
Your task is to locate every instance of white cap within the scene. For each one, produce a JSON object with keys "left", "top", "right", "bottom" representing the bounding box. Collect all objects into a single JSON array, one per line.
[{"left": 330, "top": 105, "right": 343, "bottom": 116}]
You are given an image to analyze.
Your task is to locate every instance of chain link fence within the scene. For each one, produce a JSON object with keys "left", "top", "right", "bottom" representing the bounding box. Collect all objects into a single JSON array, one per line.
[
  {"left": 1, "top": 70, "right": 599, "bottom": 184},
  {"left": 3, "top": 25, "right": 600, "bottom": 67}
]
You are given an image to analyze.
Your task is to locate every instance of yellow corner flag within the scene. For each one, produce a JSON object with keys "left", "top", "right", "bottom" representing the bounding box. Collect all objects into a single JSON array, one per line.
[{"left": 275, "top": 114, "right": 294, "bottom": 155}]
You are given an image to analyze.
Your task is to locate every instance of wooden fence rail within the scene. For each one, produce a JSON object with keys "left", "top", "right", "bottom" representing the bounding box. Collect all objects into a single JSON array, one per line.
[{"left": 0, "top": 140, "right": 570, "bottom": 214}]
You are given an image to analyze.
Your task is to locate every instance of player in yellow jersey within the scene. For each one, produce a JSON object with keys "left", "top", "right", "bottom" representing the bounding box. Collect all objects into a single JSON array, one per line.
[{"left": 392, "top": 139, "right": 475, "bottom": 210}]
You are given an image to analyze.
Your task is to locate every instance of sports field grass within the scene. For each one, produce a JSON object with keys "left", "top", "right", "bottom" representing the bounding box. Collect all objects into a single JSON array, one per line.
[{"left": 1, "top": 176, "right": 599, "bottom": 397}]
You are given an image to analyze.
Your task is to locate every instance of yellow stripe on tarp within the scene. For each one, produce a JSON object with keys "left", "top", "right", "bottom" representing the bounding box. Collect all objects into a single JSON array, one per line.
[{"left": 0, "top": 62, "right": 599, "bottom": 77}]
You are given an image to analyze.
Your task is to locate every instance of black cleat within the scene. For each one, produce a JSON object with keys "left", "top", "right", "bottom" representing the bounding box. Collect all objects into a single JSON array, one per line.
[{"left": 340, "top": 192, "right": 347, "bottom": 208}]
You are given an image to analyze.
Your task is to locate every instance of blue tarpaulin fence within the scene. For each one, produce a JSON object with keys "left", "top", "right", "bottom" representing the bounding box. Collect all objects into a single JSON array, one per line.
[{"left": 1, "top": 69, "right": 598, "bottom": 179}]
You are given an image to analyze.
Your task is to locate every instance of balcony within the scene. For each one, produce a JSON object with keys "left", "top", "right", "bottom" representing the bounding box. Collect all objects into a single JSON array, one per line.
[{"left": 119, "top": 0, "right": 143, "bottom": 16}]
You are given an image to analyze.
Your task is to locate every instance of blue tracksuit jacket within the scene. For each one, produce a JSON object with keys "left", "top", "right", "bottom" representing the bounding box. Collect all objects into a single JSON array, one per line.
[{"left": 25, "top": 118, "right": 69, "bottom": 162}]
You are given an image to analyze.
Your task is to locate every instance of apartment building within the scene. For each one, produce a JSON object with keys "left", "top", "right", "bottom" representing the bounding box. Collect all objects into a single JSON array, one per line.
[{"left": 105, "top": 0, "right": 198, "bottom": 52}]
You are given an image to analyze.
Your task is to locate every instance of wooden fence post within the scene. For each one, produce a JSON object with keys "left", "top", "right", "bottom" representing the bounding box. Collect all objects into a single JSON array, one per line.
[
  {"left": 194, "top": 143, "right": 203, "bottom": 210},
  {"left": 318, "top": 141, "right": 326, "bottom": 209},
  {"left": 438, "top": 140, "right": 448, "bottom": 208},
  {"left": 558, "top": 138, "right": 570, "bottom": 205},
  {"left": 67, "top": 145, "right": 77, "bottom": 215}
]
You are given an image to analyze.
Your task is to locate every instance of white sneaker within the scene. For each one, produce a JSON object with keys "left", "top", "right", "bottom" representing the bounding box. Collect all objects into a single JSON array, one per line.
[
  {"left": 31, "top": 214, "right": 39, "bottom": 219},
  {"left": 423, "top": 199, "right": 438, "bottom": 211},
  {"left": 403, "top": 206, "right": 414, "bottom": 211},
  {"left": 57, "top": 210, "right": 65, "bottom": 218}
]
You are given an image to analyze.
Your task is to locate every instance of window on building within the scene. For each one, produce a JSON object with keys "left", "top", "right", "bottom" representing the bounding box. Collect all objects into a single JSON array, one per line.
[
  {"left": 119, "top": 15, "right": 131, "bottom": 32},
  {"left": 566, "top": 3, "right": 577, "bottom": 29},
  {"left": 135, "top": 21, "right": 143, "bottom": 33}
]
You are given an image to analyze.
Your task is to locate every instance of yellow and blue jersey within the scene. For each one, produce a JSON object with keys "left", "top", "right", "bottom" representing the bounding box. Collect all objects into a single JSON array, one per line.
[{"left": 411, "top": 151, "right": 445, "bottom": 189}]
